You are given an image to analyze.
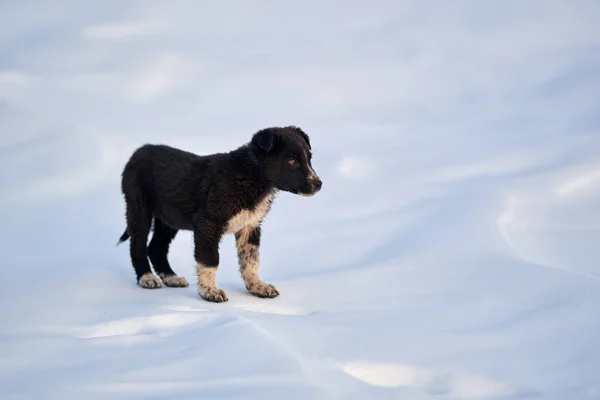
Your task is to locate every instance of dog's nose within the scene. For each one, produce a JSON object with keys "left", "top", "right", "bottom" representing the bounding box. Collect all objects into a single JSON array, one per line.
[{"left": 313, "top": 178, "right": 322, "bottom": 191}]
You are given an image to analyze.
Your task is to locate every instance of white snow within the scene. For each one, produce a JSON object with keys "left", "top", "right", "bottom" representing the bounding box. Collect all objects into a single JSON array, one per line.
[{"left": 1, "top": 1, "right": 600, "bottom": 399}]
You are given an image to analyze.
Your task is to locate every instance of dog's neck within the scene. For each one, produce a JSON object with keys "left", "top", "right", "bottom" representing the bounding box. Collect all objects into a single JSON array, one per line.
[{"left": 228, "top": 144, "right": 275, "bottom": 194}]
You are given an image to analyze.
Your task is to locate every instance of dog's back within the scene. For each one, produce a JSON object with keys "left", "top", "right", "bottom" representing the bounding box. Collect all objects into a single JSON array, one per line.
[{"left": 122, "top": 144, "right": 200, "bottom": 186}]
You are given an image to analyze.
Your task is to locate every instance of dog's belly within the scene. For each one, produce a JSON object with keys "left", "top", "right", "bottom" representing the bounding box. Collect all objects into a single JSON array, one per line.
[{"left": 155, "top": 204, "right": 195, "bottom": 231}]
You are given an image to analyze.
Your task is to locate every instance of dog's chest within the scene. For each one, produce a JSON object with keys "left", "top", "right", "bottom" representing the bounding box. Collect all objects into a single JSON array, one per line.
[{"left": 224, "top": 192, "right": 274, "bottom": 234}]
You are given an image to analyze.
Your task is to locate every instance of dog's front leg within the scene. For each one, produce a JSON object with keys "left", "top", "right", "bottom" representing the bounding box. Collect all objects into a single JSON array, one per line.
[
  {"left": 235, "top": 226, "right": 279, "bottom": 299},
  {"left": 194, "top": 219, "right": 228, "bottom": 303}
]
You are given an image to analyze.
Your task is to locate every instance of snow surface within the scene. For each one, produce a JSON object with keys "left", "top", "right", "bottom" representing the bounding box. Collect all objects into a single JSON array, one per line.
[{"left": 1, "top": 1, "right": 600, "bottom": 399}]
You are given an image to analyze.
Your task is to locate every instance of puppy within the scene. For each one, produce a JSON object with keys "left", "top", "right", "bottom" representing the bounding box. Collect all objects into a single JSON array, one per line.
[{"left": 117, "top": 126, "right": 322, "bottom": 302}]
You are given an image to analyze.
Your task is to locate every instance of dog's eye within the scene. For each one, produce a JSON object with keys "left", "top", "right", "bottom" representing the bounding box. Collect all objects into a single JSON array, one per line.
[{"left": 288, "top": 159, "right": 296, "bottom": 165}]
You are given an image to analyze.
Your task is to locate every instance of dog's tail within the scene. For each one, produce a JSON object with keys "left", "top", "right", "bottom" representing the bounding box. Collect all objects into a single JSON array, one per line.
[{"left": 116, "top": 229, "right": 130, "bottom": 246}]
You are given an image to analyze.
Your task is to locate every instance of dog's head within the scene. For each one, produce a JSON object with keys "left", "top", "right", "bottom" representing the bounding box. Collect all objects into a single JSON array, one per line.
[{"left": 251, "top": 126, "right": 322, "bottom": 196}]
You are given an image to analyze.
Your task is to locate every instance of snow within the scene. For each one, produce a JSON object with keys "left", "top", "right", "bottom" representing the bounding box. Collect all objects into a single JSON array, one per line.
[{"left": 1, "top": 1, "right": 600, "bottom": 399}]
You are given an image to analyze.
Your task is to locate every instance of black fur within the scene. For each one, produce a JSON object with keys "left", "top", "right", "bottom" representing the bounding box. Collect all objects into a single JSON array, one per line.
[
  {"left": 247, "top": 227, "right": 261, "bottom": 247},
  {"left": 118, "top": 126, "right": 321, "bottom": 300}
]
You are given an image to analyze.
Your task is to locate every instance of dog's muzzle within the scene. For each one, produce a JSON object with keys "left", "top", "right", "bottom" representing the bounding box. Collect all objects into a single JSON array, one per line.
[
  {"left": 312, "top": 177, "right": 322, "bottom": 191},
  {"left": 302, "top": 174, "right": 322, "bottom": 196}
]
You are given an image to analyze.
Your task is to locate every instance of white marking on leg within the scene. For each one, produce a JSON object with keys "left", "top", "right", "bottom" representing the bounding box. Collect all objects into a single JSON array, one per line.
[
  {"left": 196, "top": 263, "right": 228, "bottom": 302},
  {"left": 236, "top": 228, "right": 279, "bottom": 298}
]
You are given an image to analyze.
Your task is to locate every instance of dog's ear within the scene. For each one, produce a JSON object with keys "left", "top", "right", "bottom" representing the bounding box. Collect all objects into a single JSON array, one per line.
[
  {"left": 251, "top": 129, "right": 275, "bottom": 153},
  {"left": 288, "top": 125, "right": 311, "bottom": 150}
]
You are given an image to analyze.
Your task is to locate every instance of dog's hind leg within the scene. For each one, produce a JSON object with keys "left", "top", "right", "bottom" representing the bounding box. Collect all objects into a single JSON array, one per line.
[
  {"left": 125, "top": 194, "right": 162, "bottom": 289},
  {"left": 148, "top": 218, "right": 188, "bottom": 287}
]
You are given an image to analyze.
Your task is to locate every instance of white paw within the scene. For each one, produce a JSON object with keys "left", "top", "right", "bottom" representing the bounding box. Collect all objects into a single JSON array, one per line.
[
  {"left": 199, "top": 286, "right": 229, "bottom": 303},
  {"left": 160, "top": 274, "right": 189, "bottom": 287},
  {"left": 138, "top": 273, "right": 162, "bottom": 289},
  {"left": 247, "top": 281, "right": 280, "bottom": 298}
]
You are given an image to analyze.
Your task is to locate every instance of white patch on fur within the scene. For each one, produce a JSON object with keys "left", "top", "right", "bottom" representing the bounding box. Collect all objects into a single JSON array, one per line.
[
  {"left": 236, "top": 230, "right": 260, "bottom": 288},
  {"left": 236, "top": 228, "right": 280, "bottom": 298},
  {"left": 224, "top": 191, "right": 274, "bottom": 234},
  {"left": 138, "top": 272, "right": 162, "bottom": 289},
  {"left": 196, "top": 263, "right": 216, "bottom": 289},
  {"left": 196, "top": 263, "right": 228, "bottom": 302},
  {"left": 304, "top": 149, "right": 318, "bottom": 180},
  {"left": 159, "top": 274, "right": 189, "bottom": 287}
]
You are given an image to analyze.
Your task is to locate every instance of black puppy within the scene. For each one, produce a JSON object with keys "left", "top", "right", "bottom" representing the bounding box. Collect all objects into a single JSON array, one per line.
[{"left": 117, "top": 126, "right": 322, "bottom": 303}]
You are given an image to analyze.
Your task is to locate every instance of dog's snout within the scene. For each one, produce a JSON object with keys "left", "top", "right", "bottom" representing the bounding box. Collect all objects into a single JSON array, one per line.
[{"left": 313, "top": 178, "right": 322, "bottom": 191}]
